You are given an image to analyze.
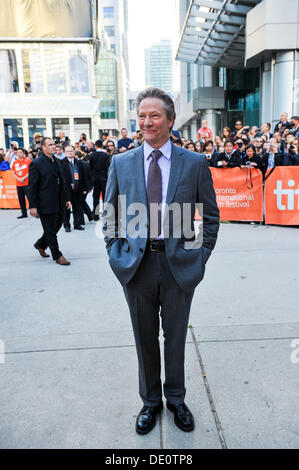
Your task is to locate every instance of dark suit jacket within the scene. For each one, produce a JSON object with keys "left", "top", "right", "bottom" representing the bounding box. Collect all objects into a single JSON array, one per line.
[
  {"left": 283, "top": 153, "right": 299, "bottom": 166},
  {"left": 80, "top": 160, "right": 93, "bottom": 191},
  {"left": 103, "top": 143, "right": 220, "bottom": 292},
  {"left": 260, "top": 152, "right": 283, "bottom": 176},
  {"left": 89, "top": 150, "right": 110, "bottom": 185},
  {"left": 28, "top": 153, "right": 71, "bottom": 215},
  {"left": 214, "top": 150, "right": 241, "bottom": 168},
  {"left": 240, "top": 154, "right": 263, "bottom": 171},
  {"left": 60, "top": 157, "right": 88, "bottom": 193}
]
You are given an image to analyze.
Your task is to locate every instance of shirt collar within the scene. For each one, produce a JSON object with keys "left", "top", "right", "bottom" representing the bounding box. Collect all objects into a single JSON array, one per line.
[{"left": 144, "top": 139, "right": 172, "bottom": 161}]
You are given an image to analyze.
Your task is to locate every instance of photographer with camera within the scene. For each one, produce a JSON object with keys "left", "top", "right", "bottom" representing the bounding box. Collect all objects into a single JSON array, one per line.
[
  {"left": 274, "top": 112, "right": 292, "bottom": 134},
  {"left": 289, "top": 116, "right": 299, "bottom": 137},
  {"left": 5, "top": 141, "right": 19, "bottom": 166},
  {"left": 30, "top": 133, "right": 43, "bottom": 157},
  {"left": 283, "top": 137, "right": 299, "bottom": 165},
  {"left": 260, "top": 123, "right": 273, "bottom": 141},
  {"left": 240, "top": 144, "right": 262, "bottom": 171},
  {"left": 234, "top": 123, "right": 251, "bottom": 142},
  {"left": 261, "top": 139, "right": 284, "bottom": 177}
]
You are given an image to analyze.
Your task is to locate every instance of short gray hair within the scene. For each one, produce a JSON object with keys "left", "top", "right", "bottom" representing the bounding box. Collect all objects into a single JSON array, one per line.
[{"left": 136, "top": 87, "right": 176, "bottom": 130}]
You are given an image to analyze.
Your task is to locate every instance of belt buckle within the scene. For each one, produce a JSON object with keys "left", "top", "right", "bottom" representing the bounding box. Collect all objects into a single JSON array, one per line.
[{"left": 149, "top": 241, "right": 160, "bottom": 252}]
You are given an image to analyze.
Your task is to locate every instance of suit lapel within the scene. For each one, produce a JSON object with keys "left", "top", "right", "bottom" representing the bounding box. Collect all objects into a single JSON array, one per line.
[
  {"left": 41, "top": 153, "right": 58, "bottom": 178},
  {"left": 166, "top": 143, "right": 185, "bottom": 206}
]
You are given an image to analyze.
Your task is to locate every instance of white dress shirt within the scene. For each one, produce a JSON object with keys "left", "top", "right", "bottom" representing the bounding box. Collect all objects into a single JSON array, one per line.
[{"left": 144, "top": 139, "right": 172, "bottom": 239}]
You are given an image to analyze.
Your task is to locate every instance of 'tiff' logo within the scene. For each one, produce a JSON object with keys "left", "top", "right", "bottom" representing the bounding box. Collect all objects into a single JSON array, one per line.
[
  {"left": 0, "top": 340, "right": 5, "bottom": 364},
  {"left": 274, "top": 180, "right": 299, "bottom": 210}
]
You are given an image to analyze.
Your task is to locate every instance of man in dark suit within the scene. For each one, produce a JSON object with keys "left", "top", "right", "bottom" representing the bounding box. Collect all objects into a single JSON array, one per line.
[
  {"left": 79, "top": 155, "right": 94, "bottom": 224},
  {"left": 28, "top": 137, "right": 72, "bottom": 265},
  {"left": 61, "top": 145, "right": 87, "bottom": 232},
  {"left": 89, "top": 139, "right": 110, "bottom": 221},
  {"left": 103, "top": 87, "right": 219, "bottom": 434}
]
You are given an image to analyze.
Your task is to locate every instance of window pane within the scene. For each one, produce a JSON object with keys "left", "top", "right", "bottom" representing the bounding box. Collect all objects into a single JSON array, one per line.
[
  {"left": 96, "top": 50, "right": 118, "bottom": 120},
  {"left": 28, "top": 119, "right": 47, "bottom": 143},
  {"left": 69, "top": 51, "right": 89, "bottom": 94},
  {"left": 45, "top": 49, "right": 66, "bottom": 94},
  {"left": 4, "top": 119, "right": 23, "bottom": 149},
  {"left": 103, "top": 7, "right": 114, "bottom": 18},
  {"left": 74, "top": 118, "right": 91, "bottom": 142},
  {"left": 22, "top": 50, "right": 44, "bottom": 93},
  {"left": 51, "top": 118, "right": 70, "bottom": 141},
  {"left": 0, "top": 50, "right": 19, "bottom": 93},
  {"left": 105, "top": 26, "right": 115, "bottom": 37}
]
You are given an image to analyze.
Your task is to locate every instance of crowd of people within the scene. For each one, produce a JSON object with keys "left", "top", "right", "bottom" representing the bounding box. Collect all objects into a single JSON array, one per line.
[
  {"left": 171, "top": 113, "right": 299, "bottom": 176},
  {"left": 1, "top": 111, "right": 299, "bottom": 225}
]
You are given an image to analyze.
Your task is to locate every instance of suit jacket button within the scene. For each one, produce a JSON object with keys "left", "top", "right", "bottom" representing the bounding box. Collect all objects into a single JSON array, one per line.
[{"left": 140, "top": 248, "right": 144, "bottom": 253}]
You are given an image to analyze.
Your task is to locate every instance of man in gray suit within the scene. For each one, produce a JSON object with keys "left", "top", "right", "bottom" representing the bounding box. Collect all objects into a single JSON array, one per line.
[{"left": 103, "top": 87, "right": 219, "bottom": 434}]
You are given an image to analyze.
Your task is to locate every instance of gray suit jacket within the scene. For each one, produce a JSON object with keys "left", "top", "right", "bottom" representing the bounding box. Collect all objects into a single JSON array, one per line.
[{"left": 103, "top": 143, "right": 220, "bottom": 292}]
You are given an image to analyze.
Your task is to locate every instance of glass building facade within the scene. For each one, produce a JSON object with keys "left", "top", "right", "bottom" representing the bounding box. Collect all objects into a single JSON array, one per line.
[
  {"left": 221, "top": 68, "right": 260, "bottom": 129},
  {"left": 96, "top": 49, "right": 118, "bottom": 120}
]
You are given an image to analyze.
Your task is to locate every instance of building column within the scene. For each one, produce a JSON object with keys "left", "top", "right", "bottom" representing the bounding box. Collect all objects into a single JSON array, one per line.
[
  {"left": 201, "top": 65, "right": 218, "bottom": 137},
  {"left": 293, "top": 50, "right": 299, "bottom": 116},
  {"left": 273, "top": 51, "right": 295, "bottom": 126},
  {"left": 261, "top": 61, "right": 272, "bottom": 124},
  {"left": 191, "top": 120, "right": 198, "bottom": 141}
]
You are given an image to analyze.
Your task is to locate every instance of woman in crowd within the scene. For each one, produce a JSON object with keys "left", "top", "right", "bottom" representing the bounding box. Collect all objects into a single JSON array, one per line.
[
  {"left": 184, "top": 140, "right": 196, "bottom": 152},
  {"left": 221, "top": 127, "right": 232, "bottom": 143},
  {"left": 214, "top": 135, "right": 223, "bottom": 152},
  {"left": 202, "top": 140, "right": 217, "bottom": 167},
  {"left": 254, "top": 136, "right": 265, "bottom": 157},
  {"left": 240, "top": 144, "right": 262, "bottom": 171},
  {"left": 106, "top": 140, "right": 119, "bottom": 161},
  {"left": 194, "top": 140, "right": 203, "bottom": 153}
]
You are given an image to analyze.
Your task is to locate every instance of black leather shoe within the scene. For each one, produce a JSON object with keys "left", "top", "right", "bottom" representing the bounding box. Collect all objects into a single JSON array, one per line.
[
  {"left": 74, "top": 226, "right": 85, "bottom": 231},
  {"left": 136, "top": 402, "right": 163, "bottom": 435},
  {"left": 17, "top": 214, "right": 28, "bottom": 219},
  {"left": 65, "top": 226, "right": 71, "bottom": 233},
  {"left": 167, "top": 402, "right": 194, "bottom": 432}
]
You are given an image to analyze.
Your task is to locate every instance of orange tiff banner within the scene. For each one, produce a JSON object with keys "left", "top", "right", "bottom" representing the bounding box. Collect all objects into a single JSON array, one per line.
[
  {"left": 210, "top": 167, "right": 263, "bottom": 222},
  {"left": 0, "top": 170, "right": 23, "bottom": 209},
  {"left": 264, "top": 166, "right": 299, "bottom": 226}
]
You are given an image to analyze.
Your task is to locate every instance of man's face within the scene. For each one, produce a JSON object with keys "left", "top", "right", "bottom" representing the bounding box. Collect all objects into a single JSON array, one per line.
[
  {"left": 107, "top": 142, "right": 114, "bottom": 152},
  {"left": 235, "top": 121, "right": 242, "bottom": 130},
  {"left": 42, "top": 139, "right": 56, "bottom": 157},
  {"left": 65, "top": 147, "right": 75, "bottom": 159},
  {"left": 56, "top": 147, "right": 62, "bottom": 155},
  {"left": 86, "top": 141, "right": 94, "bottom": 150},
  {"left": 59, "top": 132, "right": 65, "bottom": 139},
  {"left": 121, "top": 129, "right": 128, "bottom": 139},
  {"left": 261, "top": 123, "right": 269, "bottom": 133},
  {"left": 280, "top": 113, "right": 287, "bottom": 123},
  {"left": 139, "top": 98, "right": 174, "bottom": 149}
]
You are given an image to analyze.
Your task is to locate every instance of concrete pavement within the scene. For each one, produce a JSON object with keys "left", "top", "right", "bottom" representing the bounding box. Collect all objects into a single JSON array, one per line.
[{"left": 0, "top": 208, "right": 298, "bottom": 449}]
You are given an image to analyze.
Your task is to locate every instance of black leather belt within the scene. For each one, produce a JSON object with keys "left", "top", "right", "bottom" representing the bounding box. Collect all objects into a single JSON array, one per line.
[{"left": 147, "top": 240, "right": 165, "bottom": 252}]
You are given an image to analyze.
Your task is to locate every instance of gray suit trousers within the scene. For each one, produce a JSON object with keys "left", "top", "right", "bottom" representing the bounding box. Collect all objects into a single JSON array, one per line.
[{"left": 123, "top": 248, "right": 194, "bottom": 407}]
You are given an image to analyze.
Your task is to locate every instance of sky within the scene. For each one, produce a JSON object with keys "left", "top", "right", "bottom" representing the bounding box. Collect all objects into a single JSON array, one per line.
[{"left": 128, "top": 0, "right": 179, "bottom": 90}]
